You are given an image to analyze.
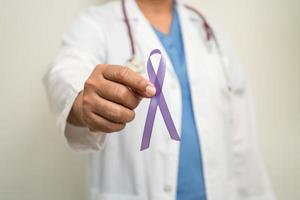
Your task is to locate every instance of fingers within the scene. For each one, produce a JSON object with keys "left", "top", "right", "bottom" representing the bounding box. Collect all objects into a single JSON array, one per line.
[
  {"left": 82, "top": 90, "right": 135, "bottom": 132},
  {"left": 96, "top": 78, "right": 140, "bottom": 110},
  {"left": 102, "top": 65, "right": 156, "bottom": 98},
  {"left": 79, "top": 64, "right": 157, "bottom": 133},
  {"left": 85, "top": 112, "right": 126, "bottom": 133},
  {"left": 93, "top": 96, "right": 135, "bottom": 124}
]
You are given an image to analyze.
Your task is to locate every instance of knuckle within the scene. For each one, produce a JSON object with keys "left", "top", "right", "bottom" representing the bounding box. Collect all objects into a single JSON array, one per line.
[
  {"left": 115, "top": 86, "right": 129, "bottom": 101},
  {"left": 84, "top": 79, "right": 96, "bottom": 90},
  {"left": 118, "top": 67, "right": 130, "bottom": 80},
  {"left": 137, "top": 77, "right": 147, "bottom": 87},
  {"left": 110, "top": 106, "right": 123, "bottom": 121},
  {"left": 82, "top": 94, "right": 91, "bottom": 107},
  {"left": 85, "top": 72, "right": 104, "bottom": 91},
  {"left": 82, "top": 96, "right": 89, "bottom": 110}
]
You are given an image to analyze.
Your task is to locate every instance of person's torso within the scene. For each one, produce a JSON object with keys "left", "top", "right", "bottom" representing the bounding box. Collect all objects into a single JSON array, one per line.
[{"left": 85, "top": 1, "right": 236, "bottom": 200}]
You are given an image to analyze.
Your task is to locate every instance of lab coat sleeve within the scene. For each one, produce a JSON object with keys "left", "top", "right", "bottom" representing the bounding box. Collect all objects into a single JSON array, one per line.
[
  {"left": 213, "top": 26, "right": 276, "bottom": 199},
  {"left": 43, "top": 7, "right": 108, "bottom": 152}
]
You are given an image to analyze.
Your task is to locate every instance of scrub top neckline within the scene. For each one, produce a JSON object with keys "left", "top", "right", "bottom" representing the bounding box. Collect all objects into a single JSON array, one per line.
[{"left": 152, "top": 8, "right": 178, "bottom": 38}]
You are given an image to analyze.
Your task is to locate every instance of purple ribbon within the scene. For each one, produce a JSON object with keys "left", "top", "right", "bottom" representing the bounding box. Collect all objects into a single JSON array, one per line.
[{"left": 141, "top": 49, "right": 180, "bottom": 151}]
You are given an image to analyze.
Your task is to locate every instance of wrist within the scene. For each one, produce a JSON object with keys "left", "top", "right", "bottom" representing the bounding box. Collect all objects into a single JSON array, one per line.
[{"left": 67, "top": 91, "right": 85, "bottom": 126}]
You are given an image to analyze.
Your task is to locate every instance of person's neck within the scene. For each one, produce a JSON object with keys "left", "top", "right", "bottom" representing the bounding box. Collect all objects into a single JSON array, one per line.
[
  {"left": 135, "top": 0, "right": 174, "bottom": 34},
  {"left": 135, "top": 0, "right": 173, "bottom": 15}
]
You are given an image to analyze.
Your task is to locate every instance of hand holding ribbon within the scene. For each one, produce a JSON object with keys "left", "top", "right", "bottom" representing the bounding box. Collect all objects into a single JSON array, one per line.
[{"left": 141, "top": 49, "right": 180, "bottom": 151}]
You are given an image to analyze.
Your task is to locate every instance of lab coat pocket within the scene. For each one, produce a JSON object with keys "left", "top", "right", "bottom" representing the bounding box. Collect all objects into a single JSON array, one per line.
[{"left": 92, "top": 194, "right": 144, "bottom": 200}]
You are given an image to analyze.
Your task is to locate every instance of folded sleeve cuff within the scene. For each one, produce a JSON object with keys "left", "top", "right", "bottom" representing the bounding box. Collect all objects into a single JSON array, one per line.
[{"left": 65, "top": 123, "right": 107, "bottom": 152}]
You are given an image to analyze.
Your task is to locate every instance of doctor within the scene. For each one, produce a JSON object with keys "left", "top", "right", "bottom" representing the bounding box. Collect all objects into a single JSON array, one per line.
[{"left": 44, "top": 0, "right": 275, "bottom": 199}]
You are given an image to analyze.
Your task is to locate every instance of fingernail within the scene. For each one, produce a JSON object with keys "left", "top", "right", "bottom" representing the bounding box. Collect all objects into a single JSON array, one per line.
[{"left": 145, "top": 85, "right": 156, "bottom": 96}]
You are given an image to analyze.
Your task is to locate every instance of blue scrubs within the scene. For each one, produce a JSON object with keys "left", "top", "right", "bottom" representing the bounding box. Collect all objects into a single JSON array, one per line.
[{"left": 153, "top": 8, "right": 206, "bottom": 200}]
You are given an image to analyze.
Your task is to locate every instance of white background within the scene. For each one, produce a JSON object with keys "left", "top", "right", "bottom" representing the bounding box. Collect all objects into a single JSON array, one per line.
[{"left": 0, "top": 0, "right": 299, "bottom": 199}]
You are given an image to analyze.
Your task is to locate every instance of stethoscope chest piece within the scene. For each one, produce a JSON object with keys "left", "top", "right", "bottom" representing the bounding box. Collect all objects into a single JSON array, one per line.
[{"left": 124, "top": 57, "right": 145, "bottom": 73}]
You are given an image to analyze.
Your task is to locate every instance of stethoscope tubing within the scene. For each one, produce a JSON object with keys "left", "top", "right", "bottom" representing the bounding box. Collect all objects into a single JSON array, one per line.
[
  {"left": 121, "top": 0, "right": 136, "bottom": 56},
  {"left": 121, "top": 0, "right": 231, "bottom": 92}
]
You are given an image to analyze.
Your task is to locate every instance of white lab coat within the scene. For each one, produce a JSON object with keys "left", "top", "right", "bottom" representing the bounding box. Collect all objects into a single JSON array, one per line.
[{"left": 43, "top": 0, "right": 275, "bottom": 200}]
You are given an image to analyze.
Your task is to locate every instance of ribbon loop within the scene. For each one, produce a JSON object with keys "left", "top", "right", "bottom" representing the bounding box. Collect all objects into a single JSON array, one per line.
[{"left": 141, "top": 49, "right": 180, "bottom": 151}]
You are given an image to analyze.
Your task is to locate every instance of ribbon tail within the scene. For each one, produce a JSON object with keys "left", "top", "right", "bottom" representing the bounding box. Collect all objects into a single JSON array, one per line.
[
  {"left": 159, "top": 93, "right": 181, "bottom": 141},
  {"left": 141, "top": 98, "right": 159, "bottom": 151}
]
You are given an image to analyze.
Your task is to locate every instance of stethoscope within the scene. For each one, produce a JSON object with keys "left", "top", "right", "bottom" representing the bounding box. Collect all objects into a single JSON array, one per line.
[{"left": 121, "top": 0, "right": 232, "bottom": 92}]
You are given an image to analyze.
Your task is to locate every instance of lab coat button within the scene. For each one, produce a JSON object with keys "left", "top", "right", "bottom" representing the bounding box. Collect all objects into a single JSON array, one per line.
[{"left": 163, "top": 185, "right": 172, "bottom": 193}]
